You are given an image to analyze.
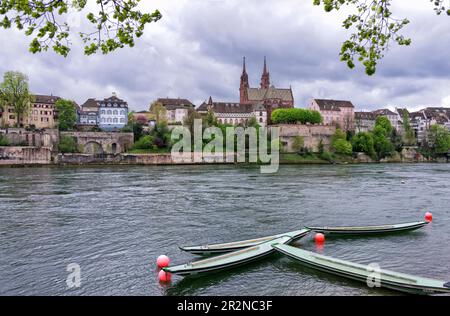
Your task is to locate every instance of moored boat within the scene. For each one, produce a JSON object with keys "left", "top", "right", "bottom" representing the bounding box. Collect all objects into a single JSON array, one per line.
[
  {"left": 180, "top": 228, "right": 310, "bottom": 255},
  {"left": 273, "top": 244, "right": 450, "bottom": 295},
  {"left": 164, "top": 235, "right": 293, "bottom": 276},
  {"left": 306, "top": 221, "right": 428, "bottom": 235}
]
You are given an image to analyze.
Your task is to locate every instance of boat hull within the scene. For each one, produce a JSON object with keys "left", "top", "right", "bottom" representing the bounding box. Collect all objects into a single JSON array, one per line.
[
  {"left": 180, "top": 228, "right": 310, "bottom": 255},
  {"left": 306, "top": 221, "right": 428, "bottom": 235},
  {"left": 165, "top": 235, "right": 296, "bottom": 276},
  {"left": 274, "top": 244, "right": 450, "bottom": 295}
]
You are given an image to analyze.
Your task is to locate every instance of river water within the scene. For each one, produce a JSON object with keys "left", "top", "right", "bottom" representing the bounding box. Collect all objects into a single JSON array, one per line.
[{"left": 0, "top": 164, "right": 449, "bottom": 296}]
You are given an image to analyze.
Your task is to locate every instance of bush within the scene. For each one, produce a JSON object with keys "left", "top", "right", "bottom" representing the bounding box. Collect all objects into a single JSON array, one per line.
[
  {"left": 331, "top": 129, "right": 352, "bottom": 155},
  {"left": 352, "top": 132, "right": 376, "bottom": 158},
  {"left": 271, "top": 108, "right": 322, "bottom": 125},
  {"left": 333, "top": 138, "right": 353, "bottom": 155},
  {"left": 133, "top": 135, "right": 154, "bottom": 150},
  {"left": 120, "top": 125, "right": 133, "bottom": 133},
  {"left": 320, "top": 151, "right": 334, "bottom": 162},
  {"left": 0, "top": 135, "right": 10, "bottom": 146},
  {"left": 59, "top": 135, "right": 78, "bottom": 153}
]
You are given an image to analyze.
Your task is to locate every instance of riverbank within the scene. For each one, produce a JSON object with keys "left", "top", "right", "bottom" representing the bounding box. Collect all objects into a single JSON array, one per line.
[{"left": 0, "top": 151, "right": 448, "bottom": 167}]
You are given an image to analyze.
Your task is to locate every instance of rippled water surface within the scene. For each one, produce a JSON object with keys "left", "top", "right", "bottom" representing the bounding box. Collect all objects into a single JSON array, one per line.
[{"left": 0, "top": 164, "right": 449, "bottom": 296}]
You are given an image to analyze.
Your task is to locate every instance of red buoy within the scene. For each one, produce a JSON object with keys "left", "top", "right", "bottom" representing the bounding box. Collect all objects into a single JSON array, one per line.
[
  {"left": 425, "top": 212, "right": 433, "bottom": 223},
  {"left": 314, "top": 233, "right": 325, "bottom": 243},
  {"left": 156, "top": 255, "right": 170, "bottom": 268},
  {"left": 158, "top": 269, "right": 171, "bottom": 282}
]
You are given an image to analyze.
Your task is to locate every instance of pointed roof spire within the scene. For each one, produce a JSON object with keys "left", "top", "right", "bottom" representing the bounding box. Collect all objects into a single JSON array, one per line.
[
  {"left": 242, "top": 56, "right": 247, "bottom": 74},
  {"left": 260, "top": 56, "right": 270, "bottom": 89},
  {"left": 208, "top": 96, "right": 213, "bottom": 105},
  {"left": 263, "top": 56, "right": 268, "bottom": 75}
]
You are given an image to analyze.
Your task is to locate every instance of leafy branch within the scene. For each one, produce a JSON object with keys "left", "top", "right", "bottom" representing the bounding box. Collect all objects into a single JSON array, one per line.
[
  {"left": 0, "top": 0, "right": 162, "bottom": 56},
  {"left": 313, "top": 0, "right": 450, "bottom": 75}
]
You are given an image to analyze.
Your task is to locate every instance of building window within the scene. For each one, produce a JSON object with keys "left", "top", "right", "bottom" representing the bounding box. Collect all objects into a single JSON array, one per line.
[
  {"left": 260, "top": 118, "right": 263, "bottom": 123},
  {"left": 113, "top": 110, "right": 118, "bottom": 115},
  {"left": 121, "top": 110, "right": 125, "bottom": 115},
  {"left": 107, "top": 110, "right": 112, "bottom": 115},
  {"left": 113, "top": 118, "right": 118, "bottom": 123},
  {"left": 101, "top": 110, "right": 105, "bottom": 114},
  {"left": 108, "top": 118, "right": 112, "bottom": 123}
]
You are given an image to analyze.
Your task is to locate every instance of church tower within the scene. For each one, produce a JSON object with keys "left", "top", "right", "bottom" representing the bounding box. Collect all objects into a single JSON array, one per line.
[
  {"left": 260, "top": 56, "right": 270, "bottom": 89},
  {"left": 239, "top": 57, "right": 249, "bottom": 103}
]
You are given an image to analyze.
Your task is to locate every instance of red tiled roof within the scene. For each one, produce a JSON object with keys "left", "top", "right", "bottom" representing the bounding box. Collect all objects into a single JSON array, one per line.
[
  {"left": 372, "top": 109, "right": 397, "bottom": 116},
  {"left": 197, "top": 101, "right": 257, "bottom": 114},
  {"left": 314, "top": 99, "right": 354, "bottom": 111},
  {"left": 156, "top": 98, "right": 195, "bottom": 110},
  {"left": 355, "top": 111, "right": 376, "bottom": 120}
]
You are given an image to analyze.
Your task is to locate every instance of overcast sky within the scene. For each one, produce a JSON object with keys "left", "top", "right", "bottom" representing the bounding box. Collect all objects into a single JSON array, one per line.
[{"left": 0, "top": 0, "right": 449, "bottom": 112}]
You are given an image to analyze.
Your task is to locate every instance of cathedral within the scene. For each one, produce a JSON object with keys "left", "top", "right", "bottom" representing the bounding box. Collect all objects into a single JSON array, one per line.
[
  {"left": 239, "top": 56, "right": 294, "bottom": 109},
  {"left": 197, "top": 57, "right": 294, "bottom": 126}
]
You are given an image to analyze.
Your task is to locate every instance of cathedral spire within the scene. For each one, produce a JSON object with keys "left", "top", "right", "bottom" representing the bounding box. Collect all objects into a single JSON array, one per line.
[
  {"left": 240, "top": 56, "right": 249, "bottom": 103},
  {"left": 261, "top": 56, "right": 270, "bottom": 89}
]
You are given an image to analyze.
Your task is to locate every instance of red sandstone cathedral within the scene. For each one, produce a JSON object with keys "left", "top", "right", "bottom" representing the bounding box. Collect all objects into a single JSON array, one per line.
[
  {"left": 239, "top": 56, "right": 294, "bottom": 109},
  {"left": 197, "top": 57, "right": 294, "bottom": 126}
]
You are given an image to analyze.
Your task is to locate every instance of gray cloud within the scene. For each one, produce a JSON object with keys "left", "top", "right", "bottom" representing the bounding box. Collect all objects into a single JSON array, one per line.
[{"left": 0, "top": 0, "right": 449, "bottom": 111}]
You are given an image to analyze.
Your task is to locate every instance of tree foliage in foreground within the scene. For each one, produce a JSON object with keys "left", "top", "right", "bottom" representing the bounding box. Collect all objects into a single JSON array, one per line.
[
  {"left": 0, "top": 0, "right": 162, "bottom": 56},
  {"left": 313, "top": 0, "right": 450, "bottom": 75}
]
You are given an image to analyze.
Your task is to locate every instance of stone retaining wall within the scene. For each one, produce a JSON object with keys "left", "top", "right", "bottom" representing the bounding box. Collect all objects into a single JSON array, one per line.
[
  {"left": 0, "top": 146, "right": 52, "bottom": 165},
  {"left": 274, "top": 124, "right": 336, "bottom": 153}
]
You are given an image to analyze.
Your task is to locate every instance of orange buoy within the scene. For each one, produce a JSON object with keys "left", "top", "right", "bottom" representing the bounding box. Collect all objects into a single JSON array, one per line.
[
  {"left": 158, "top": 269, "right": 171, "bottom": 282},
  {"left": 314, "top": 233, "right": 325, "bottom": 243},
  {"left": 425, "top": 212, "right": 433, "bottom": 223},
  {"left": 156, "top": 255, "right": 170, "bottom": 268}
]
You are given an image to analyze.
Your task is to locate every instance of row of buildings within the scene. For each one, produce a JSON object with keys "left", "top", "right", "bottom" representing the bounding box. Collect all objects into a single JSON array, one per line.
[{"left": 1, "top": 57, "right": 449, "bottom": 146}]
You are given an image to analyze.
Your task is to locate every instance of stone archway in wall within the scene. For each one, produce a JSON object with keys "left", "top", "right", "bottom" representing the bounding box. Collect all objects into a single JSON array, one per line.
[{"left": 84, "top": 141, "right": 104, "bottom": 155}]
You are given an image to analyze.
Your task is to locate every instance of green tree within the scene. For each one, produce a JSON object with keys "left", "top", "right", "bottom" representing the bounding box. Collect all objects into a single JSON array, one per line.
[
  {"left": 0, "top": 1, "right": 162, "bottom": 57},
  {"left": 331, "top": 128, "right": 352, "bottom": 155},
  {"left": 152, "top": 122, "right": 172, "bottom": 149},
  {"left": 58, "top": 135, "right": 78, "bottom": 153},
  {"left": 133, "top": 135, "right": 154, "bottom": 150},
  {"left": 402, "top": 111, "right": 416, "bottom": 146},
  {"left": 0, "top": 134, "right": 10, "bottom": 146},
  {"left": 373, "top": 125, "right": 394, "bottom": 158},
  {"left": 375, "top": 116, "right": 393, "bottom": 135},
  {"left": 352, "top": 132, "right": 376, "bottom": 158},
  {"left": 427, "top": 124, "right": 450, "bottom": 155},
  {"left": 0, "top": 71, "right": 33, "bottom": 127},
  {"left": 313, "top": 0, "right": 449, "bottom": 75},
  {"left": 149, "top": 101, "right": 167, "bottom": 124},
  {"left": 55, "top": 99, "right": 77, "bottom": 131},
  {"left": 203, "top": 109, "right": 219, "bottom": 128},
  {"left": 184, "top": 108, "right": 202, "bottom": 133},
  {"left": 245, "top": 116, "right": 260, "bottom": 128}
]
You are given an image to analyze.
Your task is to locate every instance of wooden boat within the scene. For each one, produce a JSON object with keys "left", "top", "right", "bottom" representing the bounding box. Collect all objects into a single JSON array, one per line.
[
  {"left": 180, "top": 228, "right": 310, "bottom": 255},
  {"left": 306, "top": 221, "right": 428, "bottom": 235},
  {"left": 273, "top": 244, "right": 450, "bottom": 295},
  {"left": 164, "top": 235, "right": 293, "bottom": 276}
]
